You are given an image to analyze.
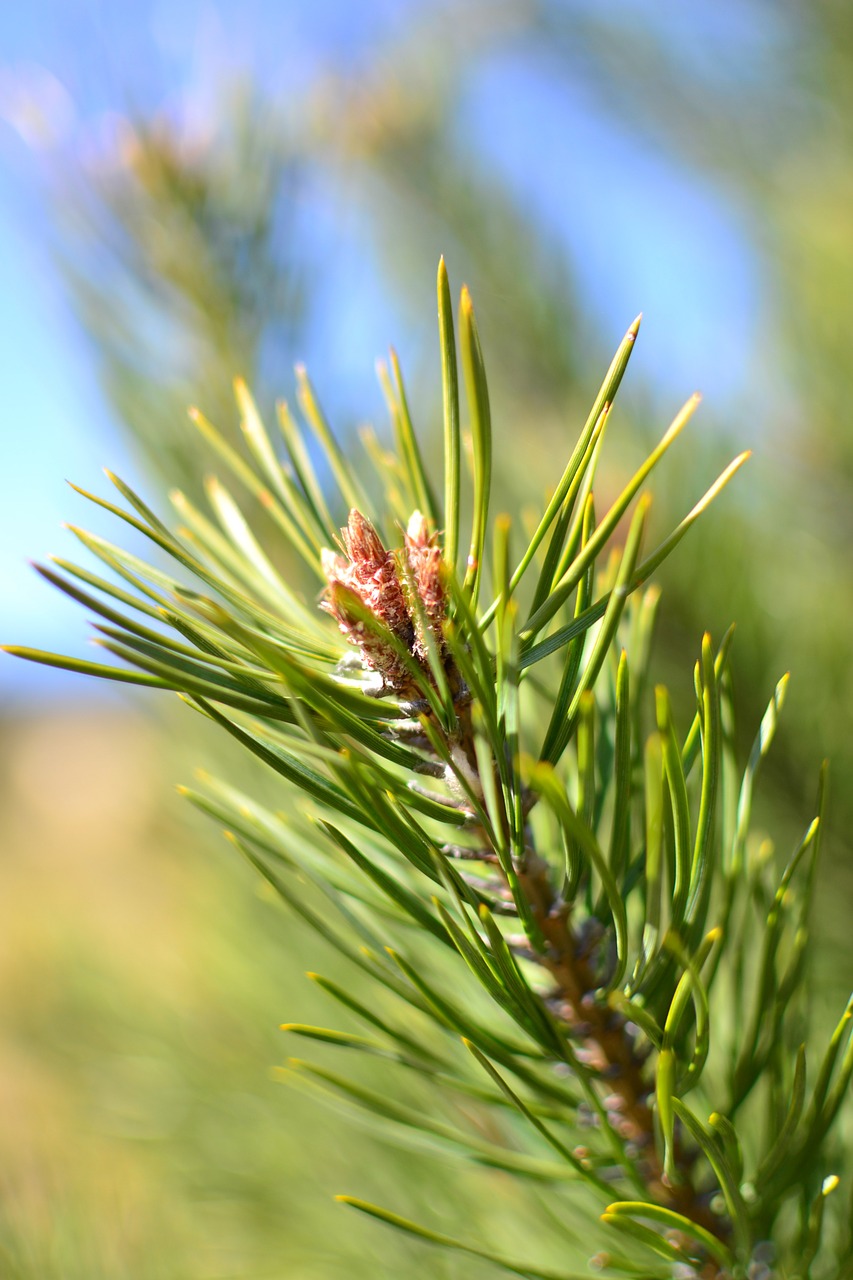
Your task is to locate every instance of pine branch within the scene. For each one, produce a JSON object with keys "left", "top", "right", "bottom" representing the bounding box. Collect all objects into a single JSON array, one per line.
[{"left": 6, "top": 259, "right": 851, "bottom": 1279}]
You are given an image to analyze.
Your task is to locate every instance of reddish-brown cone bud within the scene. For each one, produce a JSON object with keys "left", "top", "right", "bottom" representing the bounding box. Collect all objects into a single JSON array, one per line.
[
  {"left": 340, "top": 510, "right": 413, "bottom": 646},
  {"left": 404, "top": 510, "right": 447, "bottom": 663},
  {"left": 321, "top": 509, "right": 416, "bottom": 691},
  {"left": 340, "top": 509, "right": 387, "bottom": 574}
]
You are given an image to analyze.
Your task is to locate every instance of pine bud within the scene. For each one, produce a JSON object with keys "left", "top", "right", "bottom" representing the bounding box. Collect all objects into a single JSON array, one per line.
[
  {"left": 404, "top": 509, "right": 447, "bottom": 662},
  {"left": 321, "top": 510, "right": 415, "bottom": 691}
]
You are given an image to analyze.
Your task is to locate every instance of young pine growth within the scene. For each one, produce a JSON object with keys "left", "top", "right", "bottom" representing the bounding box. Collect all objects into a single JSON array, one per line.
[{"left": 7, "top": 260, "right": 852, "bottom": 1279}]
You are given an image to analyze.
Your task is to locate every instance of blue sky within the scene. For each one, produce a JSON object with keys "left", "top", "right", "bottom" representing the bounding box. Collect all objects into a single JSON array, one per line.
[{"left": 0, "top": 0, "right": 766, "bottom": 702}]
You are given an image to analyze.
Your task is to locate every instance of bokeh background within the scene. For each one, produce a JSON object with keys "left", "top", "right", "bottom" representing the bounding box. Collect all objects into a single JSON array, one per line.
[{"left": 3, "top": 2, "right": 853, "bottom": 1276}]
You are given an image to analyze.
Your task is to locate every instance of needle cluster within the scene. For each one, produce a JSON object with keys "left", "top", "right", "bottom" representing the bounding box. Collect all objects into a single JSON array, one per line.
[{"left": 6, "top": 261, "right": 852, "bottom": 1280}]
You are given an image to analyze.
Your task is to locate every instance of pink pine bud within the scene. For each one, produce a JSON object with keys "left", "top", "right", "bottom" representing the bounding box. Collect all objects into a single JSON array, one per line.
[
  {"left": 341, "top": 509, "right": 388, "bottom": 575},
  {"left": 404, "top": 510, "right": 447, "bottom": 659},
  {"left": 321, "top": 510, "right": 415, "bottom": 691}
]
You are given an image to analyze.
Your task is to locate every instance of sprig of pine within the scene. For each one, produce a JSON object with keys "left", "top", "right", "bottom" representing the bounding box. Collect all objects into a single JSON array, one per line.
[{"left": 7, "top": 259, "right": 852, "bottom": 1279}]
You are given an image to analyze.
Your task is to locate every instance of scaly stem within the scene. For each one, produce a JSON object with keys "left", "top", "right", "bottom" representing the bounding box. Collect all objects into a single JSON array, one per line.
[{"left": 451, "top": 714, "right": 731, "bottom": 1269}]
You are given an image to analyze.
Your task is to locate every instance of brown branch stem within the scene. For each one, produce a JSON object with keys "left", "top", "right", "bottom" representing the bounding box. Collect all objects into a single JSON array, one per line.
[
  {"left": 451, "top": 706, "right": 730, "bottom": 1269},
  {"left": 517, "top": 852, "right": 726, "bottom": 1243}
]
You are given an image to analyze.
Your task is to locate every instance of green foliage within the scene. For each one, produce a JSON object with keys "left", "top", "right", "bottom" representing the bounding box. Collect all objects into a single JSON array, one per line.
[{"left": 7, "top": 263, "right": 852, "bottom": 1279}]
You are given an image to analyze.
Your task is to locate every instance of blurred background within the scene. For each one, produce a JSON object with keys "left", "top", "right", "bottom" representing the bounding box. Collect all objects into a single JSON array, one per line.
[{"left": 3, "top": 2, "right": 853, "bottom": 1275}]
